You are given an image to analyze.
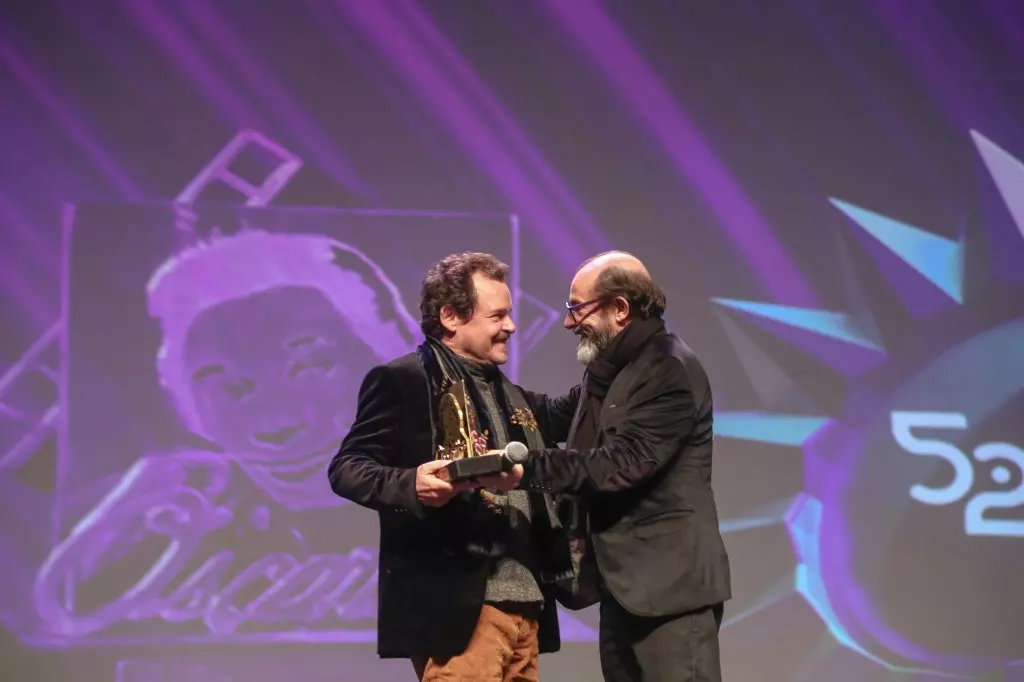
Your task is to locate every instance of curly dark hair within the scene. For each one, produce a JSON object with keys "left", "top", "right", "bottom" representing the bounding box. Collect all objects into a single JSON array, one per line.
[
  {"left": 593, "top": 266, "right": 667, "bottom": 320},
  {"left": 420, "top": 252, "right": 509, "bottom": 339}
]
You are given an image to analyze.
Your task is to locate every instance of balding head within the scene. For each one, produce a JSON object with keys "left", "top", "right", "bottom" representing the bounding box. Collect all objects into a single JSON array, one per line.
[
  {"left": 578, "top": 250, "right": 650, "bottom": 279},
  {"left": 565, "top": 250, "right": 667, "bottom": 363},
  {"left": 570, "top": 252, "right": 649, "bottom": 310},
  {"left": 568, "top": 251, "right": 665, "bottom": 321}
]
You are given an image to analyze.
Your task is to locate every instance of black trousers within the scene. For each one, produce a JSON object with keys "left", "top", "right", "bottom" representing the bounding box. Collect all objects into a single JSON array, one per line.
[{"left": 599, "top": 596, "right": 724, "bottom": 682}]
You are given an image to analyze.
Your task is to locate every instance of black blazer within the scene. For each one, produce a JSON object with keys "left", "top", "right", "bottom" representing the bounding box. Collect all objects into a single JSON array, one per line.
[
  {"left": 327, "top": 352, "right": 579, "bottom": 659},
  {"left": 519, "top": 330, "right": 731, "bottom": 617}
]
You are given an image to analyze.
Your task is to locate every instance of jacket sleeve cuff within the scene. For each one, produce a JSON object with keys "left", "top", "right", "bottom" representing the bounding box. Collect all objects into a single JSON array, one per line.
[
  {"left": 397, "top": 466, "right": 427, "bottom": 517},
  {"left": 519, "top": 456, "right": 555, "bottom": 493}
]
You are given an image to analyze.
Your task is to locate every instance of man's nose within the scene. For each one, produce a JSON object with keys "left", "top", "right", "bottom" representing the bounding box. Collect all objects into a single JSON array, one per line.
[
  {"left": 503, "top": 317, "right": 516, "bottom": 335},
  {"left": 563, "top": 312, "right": 576, "bottom": 330}
]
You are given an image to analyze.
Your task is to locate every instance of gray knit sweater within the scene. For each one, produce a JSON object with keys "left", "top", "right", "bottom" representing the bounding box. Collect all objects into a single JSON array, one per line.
[{"left": 459, "top": 359, "right": 544, "bottom": 606}]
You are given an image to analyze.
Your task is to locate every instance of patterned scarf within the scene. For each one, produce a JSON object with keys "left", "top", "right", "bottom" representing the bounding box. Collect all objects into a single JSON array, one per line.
[{"left": 418, "top": 338, "right": 575, "bottom": 585}]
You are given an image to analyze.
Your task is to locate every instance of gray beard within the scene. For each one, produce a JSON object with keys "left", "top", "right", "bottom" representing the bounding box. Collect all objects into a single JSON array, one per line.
[
  {"left": 576, "top": 339, "right": 600, "bottom": 365},
  {"left": 576, "top": 327, "right": 615, "bottom": 365}
]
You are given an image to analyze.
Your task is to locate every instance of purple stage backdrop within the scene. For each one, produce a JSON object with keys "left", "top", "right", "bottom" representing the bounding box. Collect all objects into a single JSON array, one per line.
[{"left": 1, "top": 1, "right": 1024, "bottom": 681}]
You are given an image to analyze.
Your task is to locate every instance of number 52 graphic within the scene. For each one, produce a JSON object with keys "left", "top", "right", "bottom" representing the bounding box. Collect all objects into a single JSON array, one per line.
[{"left": 891, "top": 411, "right": 1024, "bottom": 538}]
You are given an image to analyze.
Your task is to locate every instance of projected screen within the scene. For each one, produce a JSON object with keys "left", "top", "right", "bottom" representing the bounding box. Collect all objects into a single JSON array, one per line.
[
  {"left": 2, "top": 2, "right": 1024, "bottom": 681},
  {"left": 50, "top": 205, "right": 512, "bottom": 640}
]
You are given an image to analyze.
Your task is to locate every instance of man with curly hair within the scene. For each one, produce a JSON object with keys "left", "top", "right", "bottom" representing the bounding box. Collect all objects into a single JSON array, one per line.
[{"left": 329, "top": 252, "right": 582, "bottom": 681}]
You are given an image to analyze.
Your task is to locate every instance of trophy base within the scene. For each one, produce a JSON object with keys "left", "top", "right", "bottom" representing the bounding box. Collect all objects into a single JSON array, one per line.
[{"left": 437, "top": 454, "right": 506, "bottom": 482}]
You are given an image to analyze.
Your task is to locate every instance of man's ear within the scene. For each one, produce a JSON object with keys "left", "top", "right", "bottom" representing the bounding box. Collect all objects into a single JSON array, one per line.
[
  {"left": 440, "top": 304, "right": 461, "bottom": 334},
  {"left": 612, "top": 296, "right": 630, "bottom": 324}
]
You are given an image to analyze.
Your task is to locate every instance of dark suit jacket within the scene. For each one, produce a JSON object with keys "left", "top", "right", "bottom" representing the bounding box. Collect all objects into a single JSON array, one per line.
[
  {"left": 327, "top": 352, "right": 579, "bottom": 659},
  {"left": 519, "top": 330, "right": 732, "bottom": 618}
]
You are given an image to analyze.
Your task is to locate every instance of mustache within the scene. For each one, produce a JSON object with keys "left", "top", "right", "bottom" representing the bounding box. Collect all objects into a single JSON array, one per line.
[{"left": 576, "top": 326, "right": 609, "bottom": 345}]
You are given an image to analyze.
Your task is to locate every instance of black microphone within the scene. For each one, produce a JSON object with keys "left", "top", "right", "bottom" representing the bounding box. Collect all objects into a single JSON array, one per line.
[{"left": 440, "top": 441, "right": 528, "bottom": 482}]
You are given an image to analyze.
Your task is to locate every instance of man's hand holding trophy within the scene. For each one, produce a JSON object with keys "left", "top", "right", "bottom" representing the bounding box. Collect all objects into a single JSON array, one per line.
[{"left": 414, "top": 379, "right": 526, "bottom": 507}]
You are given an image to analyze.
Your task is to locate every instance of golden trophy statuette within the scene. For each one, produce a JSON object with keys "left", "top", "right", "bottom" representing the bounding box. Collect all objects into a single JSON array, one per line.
[
  {"left": 432, "top": 379, "right": 514, "bottom": 485},
  {"left": 435, "top": 380, "right": 475, "bottom": 462}
]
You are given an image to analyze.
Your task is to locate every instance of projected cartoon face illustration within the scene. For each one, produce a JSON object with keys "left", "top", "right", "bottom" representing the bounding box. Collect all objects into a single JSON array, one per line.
[
  {"left": 147, "top": 230, "right": 419, "bottom": 511},
  {"left": 183, "top": 285, "right": 374, "bottom": 467},
  {"left": 30, "top": 228, "right": 421, "bottom": 642}
]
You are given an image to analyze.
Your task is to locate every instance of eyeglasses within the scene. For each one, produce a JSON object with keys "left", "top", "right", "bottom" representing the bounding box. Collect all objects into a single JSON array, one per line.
[{"left": 565, "top": 297, "right": 607, "bottom": 326}]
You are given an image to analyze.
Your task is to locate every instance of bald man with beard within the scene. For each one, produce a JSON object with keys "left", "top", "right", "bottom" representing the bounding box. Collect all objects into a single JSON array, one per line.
[{"left": 480, "top": 251, "right": 732, "bottom": 682}]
